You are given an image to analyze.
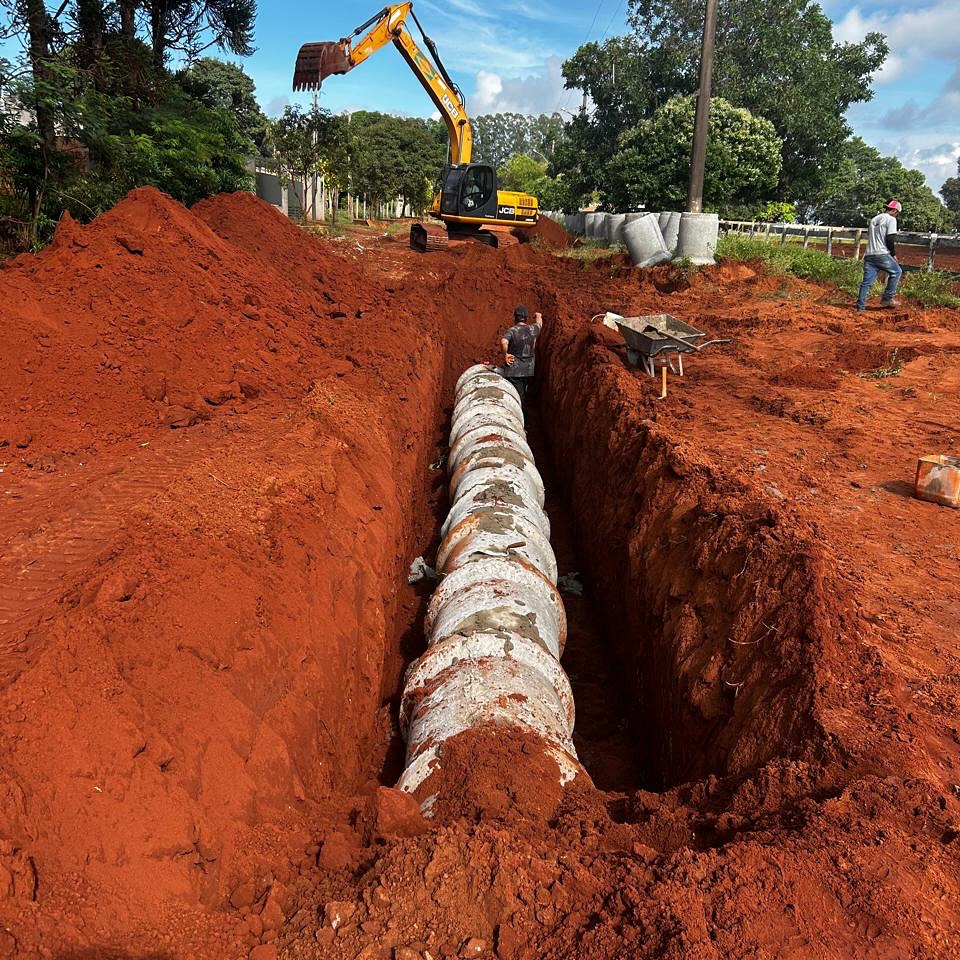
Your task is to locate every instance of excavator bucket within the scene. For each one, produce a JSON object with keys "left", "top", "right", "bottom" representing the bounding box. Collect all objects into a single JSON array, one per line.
[{"left": 292, "top": 42, "right": 354, "bottom": 91}]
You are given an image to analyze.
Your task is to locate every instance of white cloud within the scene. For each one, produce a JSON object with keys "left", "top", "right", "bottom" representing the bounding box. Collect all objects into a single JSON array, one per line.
[
  {"left": 468, "top": 56, "right": 571, "bottom": 116},
  {"left": 833, "top": 1, "right": 959, "bottom": 83},
  {"left": 877, "top": 139, "right": 960, "bottom": 192}
]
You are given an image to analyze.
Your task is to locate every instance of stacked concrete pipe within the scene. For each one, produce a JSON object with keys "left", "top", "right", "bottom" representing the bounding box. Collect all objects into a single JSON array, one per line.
[
  {"left": 622, "top": 213, "right": 671, "bottom": 267},
  {"left": 396, "top": 364, "right": 584, "bottom": 814}
]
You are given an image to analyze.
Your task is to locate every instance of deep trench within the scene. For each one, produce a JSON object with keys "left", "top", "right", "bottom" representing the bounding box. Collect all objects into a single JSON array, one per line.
[{"left": 373, "top": 380, "right": 647, "bottom": 795}]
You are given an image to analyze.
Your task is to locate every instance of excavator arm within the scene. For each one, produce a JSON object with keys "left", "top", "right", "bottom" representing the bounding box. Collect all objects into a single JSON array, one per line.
[{"left": 293, "top": 3, "right": 473, "bottom": 165}]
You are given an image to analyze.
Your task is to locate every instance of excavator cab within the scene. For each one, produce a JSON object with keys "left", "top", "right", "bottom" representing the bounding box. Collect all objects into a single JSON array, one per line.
[{"left": 440, "top": 164, "right": 497, "bottom": 220}]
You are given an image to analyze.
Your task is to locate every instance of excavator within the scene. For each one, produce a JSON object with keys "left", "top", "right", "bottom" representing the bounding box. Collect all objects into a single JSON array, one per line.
[{"left": 293, "top": 3, "right": 539, "bottom": 250}]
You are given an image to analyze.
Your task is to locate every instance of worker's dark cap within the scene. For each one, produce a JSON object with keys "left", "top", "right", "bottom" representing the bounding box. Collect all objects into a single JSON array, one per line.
[{"left": 514, "top": 305, "right": 528, "bottom": 321}]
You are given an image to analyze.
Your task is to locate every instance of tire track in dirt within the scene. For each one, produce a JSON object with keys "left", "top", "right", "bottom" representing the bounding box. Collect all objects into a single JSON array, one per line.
[{"left": 0, "top": 437, "right": 210, "bottom": 672}]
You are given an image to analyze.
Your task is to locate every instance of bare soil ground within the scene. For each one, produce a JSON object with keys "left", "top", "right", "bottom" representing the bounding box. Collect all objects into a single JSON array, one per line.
[{"left": 0, "top": 199, "right": 958, "bottom": 959}]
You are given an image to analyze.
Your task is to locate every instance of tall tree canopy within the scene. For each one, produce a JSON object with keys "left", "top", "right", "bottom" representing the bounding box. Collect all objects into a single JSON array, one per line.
[
  {"left": 472, "top": 112, "right": 566, "bottom": 170},
  {"left": 606, "top": 96, "right": 782, "bottom": 213},
  {"left": 349, "top": 112, "right": 446, "bottom": 217},
  {"left": 560, "top": 0, "right": 888, "bottom": 210}
]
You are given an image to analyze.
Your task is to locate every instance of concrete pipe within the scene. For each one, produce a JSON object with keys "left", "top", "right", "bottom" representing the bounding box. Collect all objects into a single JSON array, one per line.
[
  {"left": 424, "top": 555, "right": 566, "bottom": 657},
  {"left": 606, "top": 213, "right": 627, "bottom": 245},
  {"left": 452, "top": 385, "right": 523, "bottom": 426},
  {"left": 568, "top": 212, "right": 586, "bottom": 236},
  {"left": 448, "top": 425, "right": 533, "bottom": 474},
  {"left": 659, "top": 211, "right": 681, "bottom": 254},
  {"left": 450, "top": 445, "right": 545, "bottom": 505},
  {"left": 675, "top": 211, "right": 719, "bottom": 265},
  {"left": 450, "top": 404, "right": 524, "bottom": 447},
  {"left": 441, "top": 469, "right": 551, "bottom": 540},
  {"left": 398, "top": 631, "right": 575, "bottom": 739},
  {"left": 586, "top": 212, "right": 608, "bottom": 241},
  {"left": 452, "top": 459, "right": 545, "bottom": 513},
  {"left": 436, "top": 508, "right": 558, "bottom": 584},
  {"left": 395, "top": 363, "right": 584, "bottom": 814},
  {"left": 396, "top": 650, "right": 582, "bottom": 807},
  {"left": 621, "top": 213, "right": 672, "bottom": 268},
  {"left": 455, "top": 368, "right": 522, "bottom": 405}
]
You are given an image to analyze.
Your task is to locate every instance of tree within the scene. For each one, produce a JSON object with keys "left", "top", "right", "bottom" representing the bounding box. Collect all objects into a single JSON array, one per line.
[
  {"left": 144, "top": 0, "right": 255, "bottom": 71},
  {"left": 815, "top": 137, "right": 952, "bottom": 232},
  {"left": 495, "top": 152, "right": 566, "bottom": 211},
  {"left": 605, "top": 96, "right": 781, "bottom": 213},
  {"left": 350, "top": 112, "right": 445, "bottom": 217},
  {"left": 626, "top": 0, "right": 887, "bottom": 200},
  {"left": 942, "top": 161, "right": 960, "bottom": 228},
  {"left": 472, "top": 112, "right": 567, "bottom": 169},
  {"left": 559, "top": 0, "right": 887, "bottom": 205},
  {"left": 177, "top": 57, "right": 267, "bottom": 151},
  {"left": 269, "top": 105, "right": 348, "bottom": 221},
  {"left": 0, "top": 0, "right": 259, "bottom": 248}
]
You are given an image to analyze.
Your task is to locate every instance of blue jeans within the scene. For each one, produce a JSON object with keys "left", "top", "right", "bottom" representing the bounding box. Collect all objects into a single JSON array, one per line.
[{"left": 857, "top": 253, "right": 902, "bottom": 309}]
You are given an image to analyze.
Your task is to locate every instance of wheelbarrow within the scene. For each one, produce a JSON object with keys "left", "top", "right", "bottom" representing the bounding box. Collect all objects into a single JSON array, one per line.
[{"left": 601, "top": 312, "right": 729, "bottom": 377}]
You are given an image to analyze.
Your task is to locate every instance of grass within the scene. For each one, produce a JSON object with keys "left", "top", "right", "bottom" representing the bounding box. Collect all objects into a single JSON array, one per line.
[
  {"left": 716, "top": 234, "right": 960, "bottom": 308},
  {"left": 555, "top": 237, "right": 616, "bottom": 263}
]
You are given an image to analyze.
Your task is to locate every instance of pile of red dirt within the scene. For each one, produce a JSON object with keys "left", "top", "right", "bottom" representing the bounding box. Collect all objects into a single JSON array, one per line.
[
  {"left": 0, "top": 188, "right": 378, "bottom": 460},
  {"left": 524, "top": 214, "right": 574, "bottom": 249}
]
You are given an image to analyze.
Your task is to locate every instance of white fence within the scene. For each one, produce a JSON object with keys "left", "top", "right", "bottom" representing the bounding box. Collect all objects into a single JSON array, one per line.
[{"left": 721, "top": 219, "right": 960, "bottom": 274}]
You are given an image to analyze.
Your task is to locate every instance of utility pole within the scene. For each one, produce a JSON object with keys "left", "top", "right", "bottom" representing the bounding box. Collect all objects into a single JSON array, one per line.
[{"left": 686, "top": 0, "right": 718, "bottom": 213}]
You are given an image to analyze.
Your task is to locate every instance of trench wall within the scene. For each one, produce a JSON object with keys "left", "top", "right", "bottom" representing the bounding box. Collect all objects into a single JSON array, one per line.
[{"left": 538, "top": 312, "right": 844, "bottom": 787}]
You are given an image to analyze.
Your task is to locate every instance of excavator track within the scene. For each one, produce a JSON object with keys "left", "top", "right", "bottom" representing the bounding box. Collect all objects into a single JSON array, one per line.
[{"left": 410, "top": 222, "right": 448, "bottom": 252}]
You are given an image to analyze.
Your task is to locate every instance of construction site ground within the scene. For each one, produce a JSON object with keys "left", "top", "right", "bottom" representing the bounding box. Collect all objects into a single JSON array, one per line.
[{"left": 0, "top": 190, "right": 959, "bottom": 959}]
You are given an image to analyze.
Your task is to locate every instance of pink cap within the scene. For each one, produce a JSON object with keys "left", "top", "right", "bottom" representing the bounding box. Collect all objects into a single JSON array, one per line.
[{"left": 886, "top": 200, "right": 902, "bottom": 211}]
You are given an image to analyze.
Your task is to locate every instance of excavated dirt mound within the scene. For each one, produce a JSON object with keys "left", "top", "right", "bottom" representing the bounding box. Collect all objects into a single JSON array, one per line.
[
  {"left": 524, "top": 214, "right": 574, "bottom": 250},
  {"left": 1, "top": 195, "right": 959, "bottom": 959}
]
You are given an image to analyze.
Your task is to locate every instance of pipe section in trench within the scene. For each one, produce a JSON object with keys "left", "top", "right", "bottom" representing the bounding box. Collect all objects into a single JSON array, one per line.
[{"left": 396, "top": 366, "right": 587, "bottom": 815}]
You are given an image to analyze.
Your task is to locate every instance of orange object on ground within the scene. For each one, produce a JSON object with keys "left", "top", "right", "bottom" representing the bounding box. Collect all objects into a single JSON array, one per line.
[{"left": 914, "top": 454, "right": 960, "bottom": 508}]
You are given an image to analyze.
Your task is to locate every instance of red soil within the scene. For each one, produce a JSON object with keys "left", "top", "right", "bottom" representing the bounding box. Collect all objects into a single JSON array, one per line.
[
  {"left": 1, "top": 192, "right": 960, "bottom": 959},
  {"left": 523, "top": 214, "right": 574, "bottom": 250}
]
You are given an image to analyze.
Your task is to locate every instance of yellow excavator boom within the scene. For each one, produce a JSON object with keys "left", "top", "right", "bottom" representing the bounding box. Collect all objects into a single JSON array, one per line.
[{"left": 293, "top": 3, "right": 473, "bottom": 166}]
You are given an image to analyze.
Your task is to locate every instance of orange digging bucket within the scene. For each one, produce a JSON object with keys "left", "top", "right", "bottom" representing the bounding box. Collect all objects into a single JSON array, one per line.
[{"left": 914, "top": 454, "right": 960, "bottom": 509}]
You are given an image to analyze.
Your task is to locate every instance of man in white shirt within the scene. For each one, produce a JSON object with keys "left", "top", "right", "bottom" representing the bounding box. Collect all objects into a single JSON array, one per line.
[{"left": 856, "top": 200, "right": 902, "bottom": 311}]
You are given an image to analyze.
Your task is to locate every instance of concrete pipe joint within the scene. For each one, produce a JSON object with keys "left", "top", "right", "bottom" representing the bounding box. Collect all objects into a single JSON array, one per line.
[
  {"left": 451, "top": 458, "right": 546, "bottom": 512},
  {"left": 455, "top": 369, "right": 522, "bottom": 405},
  {"left": 436, "top": 508, "right": 558, "bottom": 584},
  {"left": 449, "top": 407, "right": 525, "bottom": 448},
  {"left": 448, "top": 425, "right": 533, "bottom": 474},
  {"left": 441, "top": 471, "right": 551, "bottom": 540},
  {"left": 396, "top": 650, "right": 583, "bottom": 807},
  {"left": 424, "top": 555, "right": 566, "bottom": 658},
  {"left": 452, "top": 386, "right": 523, "bottom": 426},
  {"left": 398, "top": 631, "right": 576, "bottom": 740}
]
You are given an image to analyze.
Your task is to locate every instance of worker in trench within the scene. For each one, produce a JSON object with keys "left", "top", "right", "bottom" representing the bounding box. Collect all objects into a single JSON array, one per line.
[
  {"left": 856, "top": 200, "right": 903, "bottom": 312},
  {"left": 500, "top": 305, "right": 543, "bottom": 409}
]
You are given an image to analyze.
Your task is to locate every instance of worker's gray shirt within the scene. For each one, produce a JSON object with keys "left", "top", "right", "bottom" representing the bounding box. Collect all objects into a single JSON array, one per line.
[
  {"left": 866, "top": 212, "right": 898, "bottom": 257},
  {"left": 503, "top": 322, "right": 540, "bottom": 377}
]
